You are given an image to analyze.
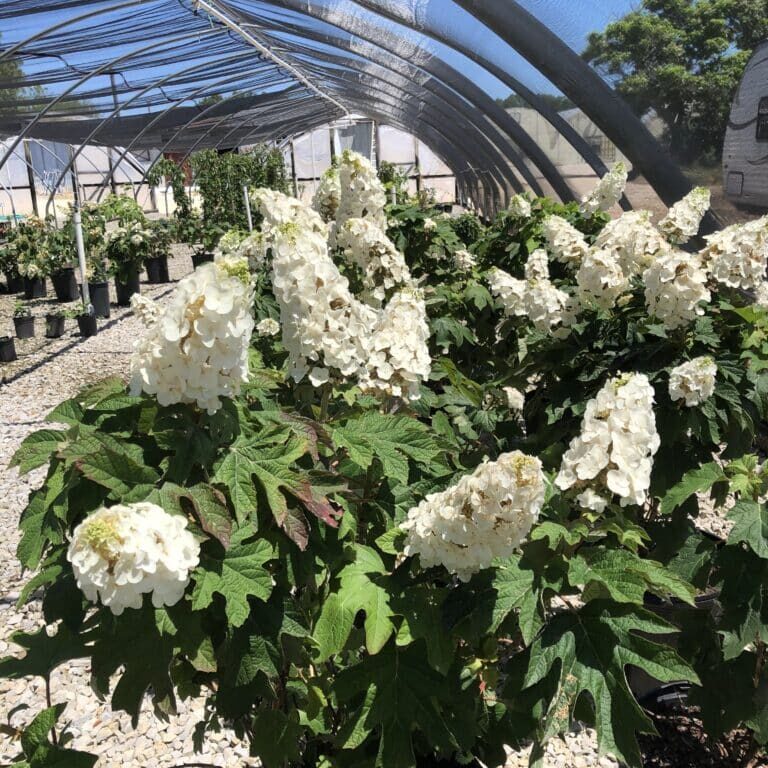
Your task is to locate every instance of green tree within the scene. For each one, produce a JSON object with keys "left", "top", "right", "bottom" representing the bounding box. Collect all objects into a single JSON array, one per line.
[
  {"left": 0, "top": 34, "right": 27, "bottom": 117},
  {"left": 584, "top": 0, "right": 768, "bottom": 163},
  {"left": 496, "top": 92, "right": 575, "bottom": 111}
]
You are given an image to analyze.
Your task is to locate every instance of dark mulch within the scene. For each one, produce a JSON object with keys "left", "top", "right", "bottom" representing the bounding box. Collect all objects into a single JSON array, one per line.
[{"left": 639, "top": 711, "right": 767, "bottom": 767}]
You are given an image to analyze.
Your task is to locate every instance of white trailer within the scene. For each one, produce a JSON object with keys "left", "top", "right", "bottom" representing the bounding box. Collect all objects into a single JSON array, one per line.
[{"left": 723, "top": 41, "right": 768, "bottom": 210}]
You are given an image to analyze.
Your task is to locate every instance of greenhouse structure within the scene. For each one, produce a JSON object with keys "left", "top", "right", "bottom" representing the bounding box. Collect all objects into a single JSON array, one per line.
[{"left": 1, "top": 2, "right": 767, "bottom": 768}]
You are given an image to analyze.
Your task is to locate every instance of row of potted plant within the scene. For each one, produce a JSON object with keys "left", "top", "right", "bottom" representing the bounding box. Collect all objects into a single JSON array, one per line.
[{"left": 1, "top": 301, "right": 98, "bottom": 365}]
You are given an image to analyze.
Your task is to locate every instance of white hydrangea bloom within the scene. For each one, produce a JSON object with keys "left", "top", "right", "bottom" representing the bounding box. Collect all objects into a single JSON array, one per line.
[
  {"left": 423, "top": 217, "right": 437, "bottom": 232},
  {"left": 577, "top": 488, "right": 608, "bottom": 514},
  {"left": 68, "top": 503, "right": 199, "bottom": 615},
  {"left": 257, "top": 186, "right": 430, "bottom": 400},
  {"left": 256, "top": 317, "right": 280, "bottom": 337},
  {"left": 217, "top": 229, "right": 246, "bottom": 256},
  {"left": 335, "top": 150, "right": 387, "bottom": 232},
  {"left": 556, "top": 373, "right": 660, "bottom": 508},
  {"left": 542, "top": 215, "right": 589, "bottom": 266},
  {"left": 235, "top": 231, "right": 269, "bottom": 271},
  {"left": 268, "top": 215, "right": 376, "bottom": 384},
  {"left": 643, "top": 251, "right": 711, "bottom": 330},
  {"left": 129, "top": 261, "right": 254, "bottom": 414},
  {"left": 525, "top": 249, "right": 550, "bottom": 281},
  {"left": 594, "top": 210, "right": 669, "bottom": 277},
  {"left": 253, "top": 188, "right": 327, "bottom": 240},
  {"left": 755, "top": 282, "right": 768, "bottom": 309},
  {"left": 580, "top": 162, "right": 628, "bottom": 216},
  {"left": 334, "top": 217, "right": 412, "bottom": 305},
  {"left": 488, "top": 267, "right": 527, "bottom": 317},
  {"left": 453, "top": 249, "right": 477, "bottom": 270},
  {"left": 669, "top": 357, "right": 717, "bottom": 407},
  {"left": 489, "top": 262, "right": 574, "bottom": 336},
  {"left": 576, "top": 249, "right": 629, "bottom": 310},
  {"left": 130, "top": 293, "right": 160, "bottom": 326},
  {"left": 504, "top": 386, "right": 525, "bottom": 411},
  {"left": 312, "top": 166, "right": 341, "bottom": 222},
  {"left": 702, "top": 216, "right": 768, "bottom": 291},
  {"left": 362, "top": 287, "right": 432, "bottom": 401},
  {"left": 525, "top": 279, "right": 574, "bottom": 335},
  {"left": 401, "top": 452, "right": 545, "bottom": 581},
  {"left": 659, "top": 187, "right": 711, "bottom": 244},
  {"left": 508, "top": 194, "right": 532, "bottom": 219}
]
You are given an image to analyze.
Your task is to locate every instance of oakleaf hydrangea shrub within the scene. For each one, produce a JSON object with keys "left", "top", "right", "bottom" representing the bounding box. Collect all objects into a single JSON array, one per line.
[{"left": 4, "top": 158, "right": 768, "bottom": 768}]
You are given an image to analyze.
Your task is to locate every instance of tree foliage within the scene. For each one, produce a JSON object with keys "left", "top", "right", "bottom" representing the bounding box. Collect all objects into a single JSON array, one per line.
[{"left": 584, "top": 0, "right": 768, "bottom": 163}]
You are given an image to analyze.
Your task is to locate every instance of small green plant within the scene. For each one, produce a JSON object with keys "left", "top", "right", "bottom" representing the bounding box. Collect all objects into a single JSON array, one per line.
[{"left": 13, "top": 300, "right": 30, "bottom": 317}]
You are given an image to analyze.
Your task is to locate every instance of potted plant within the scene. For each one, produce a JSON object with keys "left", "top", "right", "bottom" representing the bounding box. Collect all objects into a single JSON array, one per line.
[
  {"left": 0, "top": 335, "right": 17, "bottom": 363},
  {"left": 44, "top": 308, "right": 67, "bottom": 338},
  {"left": 46, "top": 227, "right": 78, "bottom": 302},
  {"left": 12, "top": 301, "right": 34, "bottom": 339},
  {"left": 144, "top": 219, "right": 173, "bottom": 284},
  {"left": 85, "top": 249, "right": 111, "bottom": 319},
  {"left": 74, "top": 302, "right": 98, "bottom": 337},
  {"left": 105, "top": 220, "right": 153, "bottom": 306},
  {"left": 191, "top": 221, "right": 224, "bottom": 268},
  {"left": 0, "top": 237, "right": 23, "bottom": 294},
  {"left": 13, "top": 218, "right": 49, "bottom": 299}
]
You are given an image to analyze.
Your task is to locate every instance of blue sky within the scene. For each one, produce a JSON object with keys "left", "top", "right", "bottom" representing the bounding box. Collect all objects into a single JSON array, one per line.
[{"left": 7, "top": 0, "right": 643, "bottom": 112}]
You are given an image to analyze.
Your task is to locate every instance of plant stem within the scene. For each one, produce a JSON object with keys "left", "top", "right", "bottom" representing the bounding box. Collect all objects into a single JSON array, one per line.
[
  {"left": 319, "top": 383, "right": 332, "bottom": 422},
  {"left": 44, "top": 674, "right": 58, "bottom": 746}
]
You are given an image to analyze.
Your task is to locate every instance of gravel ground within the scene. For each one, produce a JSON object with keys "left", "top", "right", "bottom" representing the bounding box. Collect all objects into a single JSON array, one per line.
[{"left": 0, "top": 247, "right": 615, "bottom": 767}]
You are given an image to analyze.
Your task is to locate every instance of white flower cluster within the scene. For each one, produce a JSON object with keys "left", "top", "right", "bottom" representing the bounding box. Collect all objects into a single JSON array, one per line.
[
  {"left": 576, "top": 249, "right": 629, "bottom": 310},
  {"left": 68, "top": 503, "right": 199, "bottom": 615},
  {"left": 542, "top": 215, "right": 589, "bottom": 266},
  {"left": 334, "top": 217, "right": 412, "bottom": 305},
  {"left": 594, "top": 210, "right": 669, "bottom": 277},
  {"left": 504, "top": 386, "right": 525, "bottom": 411},
  {"left": 401, "top": 451, "right": 545, "bottom": 581},
  {"left": 256, "top": 317, "right": 280, "bottom": 337},
  {"left": 256, "top": 185, "right": 431, "bottom": 399},
  {"left": 130, "top": 261, "right": 254, "bottom": 414},
  {"left": 130, "top": 293, "right": 161, "bottom": 326},
  {"left": 756, "top": 283, "right": 768, "bottom": 309},
  {"left": 580, "top": 162, "right": 628, "bottom": 216},
  {"left": 556, "top": 373, "right": 660, "bottom": 509},
  {"left": 658, "top": 187, "right": 711, "bottom": 244},
  {"left": 453, "top": 249, "right": 477, "bottom": 271},
  {"left": 110, "top": 221, "right": 153, "bottom": 248},
  {"left": 489, "top": 251, "right": 575, "bottom": 336},
  {"left": 643, "top": 251, "right": 711, "bottom": 330},
  {"left": 312, "top": 166, "right": 341, "bottom": 222},
  {"left": 423, "top": 217, "right": 437, "bottom": 232},
  {"left": 508, "top": 194, "right": 532, "bottom": 219},
  {"left": 334, "top": 150, "right": 387, "bottom": 232},
  {"left": 363, "top": 287, "right": 431, "bottom": 400},
  {"left": 669, "top": 357, "right": 717, "bottom": 407},
  {"left": 266, "top": 203, "right": 375, "bottom": 385},
  {"left": 217, "top": 229, "right": 246, "bottom": 255},
  {"left": 702, "top": 216, "right": 768, "bottom": 291}
]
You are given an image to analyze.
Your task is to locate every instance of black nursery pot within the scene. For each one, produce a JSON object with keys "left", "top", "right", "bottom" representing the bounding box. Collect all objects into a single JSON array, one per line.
[
  {"left": 51, "top": 267, "right": 79, "bottom": 302},
  {"left": 115, "top": 269, "right": 140, "bottom": 307},
  {"left": 191, "top": 252, "right": 214, "bottom": 269},
  {"left": 13, "top": 315, "right": 35, "bottom": 339},
  {"left": 5, "top": 272, "right": 23, "bottom": 294},
  {"left": 88, "top": 281, "right": 111, "bottom": 318},
  {"left": 77, "top": 314, "right": 98, "bottom": 337},
  {"left": 145, "top": 255, "right": 170, "bottom": 284},
  {"left": 23, "top": 276, "right": 46, "bottom": 300},
  {"left": 0, "top": 335, "right": 17, "bottom": 362},
  {"left": 45, "top": 314, "right": 66, "bottom": 338}
]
